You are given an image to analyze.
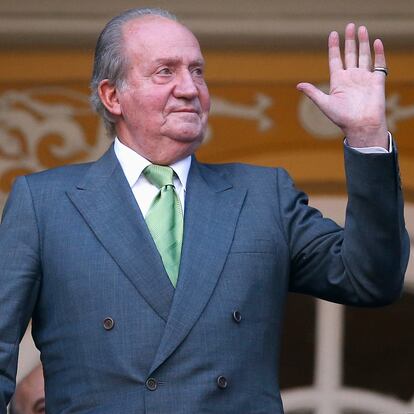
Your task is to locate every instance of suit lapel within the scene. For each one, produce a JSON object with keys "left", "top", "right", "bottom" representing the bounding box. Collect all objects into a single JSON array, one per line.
[
  {"left": 149, "top": 158, "right": 247, "bottom": 374},
  {"left": 67, "top": 146, "right": 174, "bottom": 322}
]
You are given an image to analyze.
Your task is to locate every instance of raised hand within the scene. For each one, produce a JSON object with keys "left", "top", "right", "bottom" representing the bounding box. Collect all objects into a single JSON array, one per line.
[{"left": 297, "top": 23, "right": 388, "bottom": 149}]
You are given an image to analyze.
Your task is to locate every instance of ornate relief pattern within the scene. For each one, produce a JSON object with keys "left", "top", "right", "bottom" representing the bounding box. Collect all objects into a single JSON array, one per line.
[{"left": 0, "top": 87, "right": 109, "bottom": 206}]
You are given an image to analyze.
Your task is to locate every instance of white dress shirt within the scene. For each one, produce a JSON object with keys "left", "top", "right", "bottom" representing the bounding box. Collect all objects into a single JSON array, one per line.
[{"left": 114, "top": 137, "right": 191, "bottom": 217}]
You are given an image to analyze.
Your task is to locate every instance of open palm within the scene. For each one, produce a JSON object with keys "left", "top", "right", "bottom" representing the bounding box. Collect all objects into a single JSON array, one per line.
[{"left": 298, "top": 24, "right": 388, "bottom": 149}]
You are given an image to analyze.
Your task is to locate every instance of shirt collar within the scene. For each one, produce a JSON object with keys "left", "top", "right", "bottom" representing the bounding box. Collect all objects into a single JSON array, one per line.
[{"left": 113, "top": 137, "right": 191, "bottom": 190}]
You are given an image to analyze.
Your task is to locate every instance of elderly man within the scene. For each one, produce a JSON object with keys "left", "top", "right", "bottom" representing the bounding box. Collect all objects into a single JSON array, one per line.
[{"left": 0, "top": 7, "right": 409, "bottom": 414}]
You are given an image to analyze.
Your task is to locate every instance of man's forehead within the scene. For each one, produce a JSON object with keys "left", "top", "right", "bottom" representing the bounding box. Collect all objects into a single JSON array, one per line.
[
  {"left": 122, "top": 16, "right": 203, "bottom": 63},
  {"left": 122, "top": 15, "right": 197, "bottom": 44}
]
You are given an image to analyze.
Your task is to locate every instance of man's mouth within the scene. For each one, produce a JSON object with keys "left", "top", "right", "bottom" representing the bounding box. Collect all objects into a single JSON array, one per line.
[{"left": 171, "top": 108, "right": 199, "bottom": 114}]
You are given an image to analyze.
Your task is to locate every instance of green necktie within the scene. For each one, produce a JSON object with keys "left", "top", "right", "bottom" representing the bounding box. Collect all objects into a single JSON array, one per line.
[{"left": 143, "top": 164, "right": 183, "bottom": 287}]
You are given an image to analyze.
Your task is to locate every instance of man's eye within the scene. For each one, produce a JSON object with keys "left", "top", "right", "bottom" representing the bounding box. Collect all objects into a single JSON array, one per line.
[
  {"left": 192, "top": 67, "right": 204, "bottom": 76},
  {"left": 157, "top": 68, "right": 172, "bottom": 75}
]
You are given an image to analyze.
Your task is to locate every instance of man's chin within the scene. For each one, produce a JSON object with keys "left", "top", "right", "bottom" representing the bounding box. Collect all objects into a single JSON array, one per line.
[
  {"left": 164, "top": 126, "right": 206, "bottom": 144},
  {"left": 155, "top": 134, "right": 204, "bottom": 164}
]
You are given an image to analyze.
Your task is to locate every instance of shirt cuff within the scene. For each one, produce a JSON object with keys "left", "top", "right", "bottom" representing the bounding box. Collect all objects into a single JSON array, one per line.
[{"left": 345, "top": 132, "right": 393, "bottom": 154}]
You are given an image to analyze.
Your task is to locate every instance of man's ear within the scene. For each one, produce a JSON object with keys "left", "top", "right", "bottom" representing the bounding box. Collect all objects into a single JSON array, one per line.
[{"left": 98, "top": 79, "right": 122, "bottom": 116}]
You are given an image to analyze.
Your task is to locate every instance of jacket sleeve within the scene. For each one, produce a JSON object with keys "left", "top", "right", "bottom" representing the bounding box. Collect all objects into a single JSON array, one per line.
[
  {"left": 0, "top": 176, "right": 41, "bottom": 410},
  {"left": 280, "top": 144, "right": 410, "bottom": 306}
]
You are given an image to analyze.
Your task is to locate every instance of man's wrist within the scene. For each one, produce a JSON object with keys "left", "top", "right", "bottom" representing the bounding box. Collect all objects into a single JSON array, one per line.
[
  {"left": 345, "top": 124, "right": 389, "bottom": 150},
  {"left": 345, "top": 132, "right": 393, "bottom": 154}
]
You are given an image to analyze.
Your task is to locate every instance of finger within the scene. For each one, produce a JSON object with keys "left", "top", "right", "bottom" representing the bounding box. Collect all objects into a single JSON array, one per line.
[
  {"left": 297, "top": 82, "right": 329, "bottom": 111},
  {"left": 328, "top": 31, "right": 343, "bottom": 75},
  {"left": 344, "top": 23, "right": 357, "bottom": 68},
  {"left": 373, "top": 38, "right": 387, "bottom": 77},
  {"left": 358, "top": 26, "right": 372, "bottom": 69}
]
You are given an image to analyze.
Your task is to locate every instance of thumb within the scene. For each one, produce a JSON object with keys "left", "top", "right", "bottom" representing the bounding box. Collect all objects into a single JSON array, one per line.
[{"left": 297, "top": 82, "right": 329, "bottom": 110}]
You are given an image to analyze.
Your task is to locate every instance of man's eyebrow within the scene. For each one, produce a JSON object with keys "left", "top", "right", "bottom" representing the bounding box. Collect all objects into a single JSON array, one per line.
[{"left": 152, "top": 57, "right": 205, "bottom": 66}]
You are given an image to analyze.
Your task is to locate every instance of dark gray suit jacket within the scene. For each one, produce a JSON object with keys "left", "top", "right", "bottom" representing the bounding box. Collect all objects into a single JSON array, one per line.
[{"left": 0, "top": 144, "right": 409, "bottom": 413}]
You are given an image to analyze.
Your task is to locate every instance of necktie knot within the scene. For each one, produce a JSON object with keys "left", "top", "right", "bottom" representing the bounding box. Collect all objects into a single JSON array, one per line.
[{"left": 143, "top": 164, "right": 174, "bottom": 189}]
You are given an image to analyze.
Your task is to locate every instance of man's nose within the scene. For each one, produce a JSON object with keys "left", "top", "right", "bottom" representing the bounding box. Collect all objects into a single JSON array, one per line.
[{"left": 173, "top": 70, "right": 198, "bottom": 99}]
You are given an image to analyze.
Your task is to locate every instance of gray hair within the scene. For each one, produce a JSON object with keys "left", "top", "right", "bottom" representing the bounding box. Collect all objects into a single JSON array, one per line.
[{"left": 90, "top": 8, "right": 178, "bottom": 138}]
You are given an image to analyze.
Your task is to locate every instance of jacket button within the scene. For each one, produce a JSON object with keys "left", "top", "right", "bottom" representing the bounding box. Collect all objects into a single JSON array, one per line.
[
  {"left": 232, "top": 310, "right": 242, "bottom": 323},
  {"left": 146, "top": 377, "right": 158, "bottom": 391},
  {"left": 217, "top": 375, "right": 228, "bottom": 389},
  {"left": 103, "top": 317, "right": 114, "bottom": 330}
]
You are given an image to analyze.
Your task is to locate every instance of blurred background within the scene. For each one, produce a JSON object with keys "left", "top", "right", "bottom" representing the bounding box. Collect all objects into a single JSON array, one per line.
[{"left": 1, "top": 1, "right": 413, "bottom": 413}]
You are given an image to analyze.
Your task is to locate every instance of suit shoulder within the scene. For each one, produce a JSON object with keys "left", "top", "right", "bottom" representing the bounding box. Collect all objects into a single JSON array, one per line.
[
  {"left": 22, "top": 161, "right": 93, "bottom": 191},
  {"left": 198, "top": 161, "right": 290, "bottom": 182}
]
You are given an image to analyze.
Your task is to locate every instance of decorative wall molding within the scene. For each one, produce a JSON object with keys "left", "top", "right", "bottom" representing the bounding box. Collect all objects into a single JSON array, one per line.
[{"left": 1, "top": 0, "right": 414, "bottom": 49}]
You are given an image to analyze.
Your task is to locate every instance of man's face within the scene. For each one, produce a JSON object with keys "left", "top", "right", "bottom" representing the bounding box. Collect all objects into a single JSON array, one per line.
[{"left": 113, "top": 16, "right": 210, "bottom": 164}]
